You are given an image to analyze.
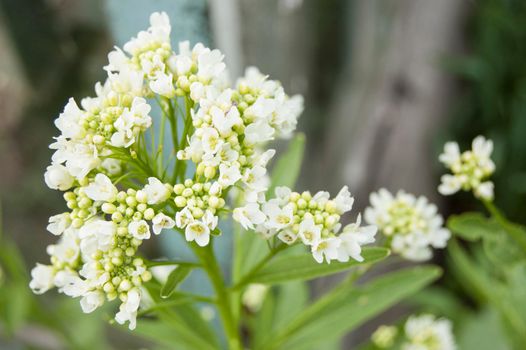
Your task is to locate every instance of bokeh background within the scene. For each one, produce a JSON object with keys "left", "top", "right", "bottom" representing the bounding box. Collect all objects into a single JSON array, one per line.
[{"left": 1, "top": 0, "right": 525, "bottom": 349}]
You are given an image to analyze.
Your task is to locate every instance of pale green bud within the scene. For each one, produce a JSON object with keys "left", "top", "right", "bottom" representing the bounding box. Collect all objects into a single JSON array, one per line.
[{"left": 143, "top": 208, "right": 155, "bottom": 220}]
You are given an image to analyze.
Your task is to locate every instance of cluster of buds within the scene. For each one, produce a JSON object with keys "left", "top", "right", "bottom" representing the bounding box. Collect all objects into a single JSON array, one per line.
[
  {"left": 173, "top": 179, "right": 223, "bottom": 246},
  {"left": 234, "top": 186, "right": 377, "bottom": 263},
  {"left": 438, "top": 135, "right": 495, "bottom": 200},
  {"left": 364, "top": 189, "right": 450, "bottom": 261}
]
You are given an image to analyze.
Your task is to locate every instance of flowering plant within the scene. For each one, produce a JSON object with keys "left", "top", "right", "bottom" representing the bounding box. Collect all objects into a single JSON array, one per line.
[{"left": 35, "top": 11, "right": 526, "bottom": 350}]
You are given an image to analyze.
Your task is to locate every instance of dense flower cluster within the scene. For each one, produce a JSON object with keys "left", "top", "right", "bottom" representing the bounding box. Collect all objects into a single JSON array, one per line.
[
  {"left": 438, "top": 135, "right": 495, "bottom": 200},
  {"left": 234, "top": 186, "right": 377, "bottom": 263},
  {"left": 364, "top": 189, "right": 450, "bottom": 261},
  {"left": 372, "top": 314, "right": 456, "bottom": 350},
  {"left": 32, "top": 11, "right": 378, "bottom": 330}
]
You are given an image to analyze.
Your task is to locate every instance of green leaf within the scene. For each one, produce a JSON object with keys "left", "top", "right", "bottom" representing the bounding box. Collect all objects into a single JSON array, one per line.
[
  {"left": 252, "top": 281, "right": 310, "bottom": 349},
  {"left": 140, "top": 282, "right": 219, "bottom": 349},
  {"left": 135, "top": 319, "right": 217, "bottom": 350},
  {"left": 457, "top": 307, "right": 512, "bottom": 350},
  {"left": 267, "top": 133, "right": 306, "bottom": 196},
  {"left": 447, "top": 212, "right": 499, "bottom": 242},
  {"left": 160, "top": 266, "right": 192, "bottom": 298},
  {"left": 249, "top": 247, "right": 389, "bottom": 285},
  {"left": 258, "top": 265, "right": 442, "bottom": 350},
  {"left": 483, "top": 233, "right": 526, "bottom": 267}
]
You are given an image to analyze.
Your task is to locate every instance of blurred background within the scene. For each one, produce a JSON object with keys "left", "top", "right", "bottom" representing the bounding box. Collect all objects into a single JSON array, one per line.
[{"left": 1, "top": 0, "right": 525, "bottom": 349}]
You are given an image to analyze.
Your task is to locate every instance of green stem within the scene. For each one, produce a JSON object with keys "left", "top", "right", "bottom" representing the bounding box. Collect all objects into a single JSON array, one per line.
[
  {"left": 192, "top": 243, "right": 241, "bottom": 350},
  {"left": 144, "top": 259, "right": 201, "bottom": 268},
  {"left": 232, "top": 243, "right": 289, "bottom": 290}
]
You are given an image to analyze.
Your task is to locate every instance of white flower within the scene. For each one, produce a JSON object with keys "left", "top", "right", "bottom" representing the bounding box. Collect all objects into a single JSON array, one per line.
[
  {"left": 333, "top": 186, "right": 354, "bottom": 214},
  {"left": 438, "top": 136, "right": 495, "bottom": 201},
  {"left": 438, "top": 142, "right": 460, "bottom": 168},
  {"left": 150, "top": 72, "right": 176, "bottom": 97},
  {"left": 202, "top": 210, "right": 218, "bottom": 230},
  {"left": 128, "top": 220, "right": 151, "bottom": 240},
  {"left": 54, "top": 98, "right": 85, "bottom": 139},
  {"left": 218, "top": 164, "right": 242, "bottom": 187},
  {"left": 438, "top": 174, "right": 462, "bottom": 196},
  {"left": 47, "top": 230, "right": 80, "bottom": 265},
  {"left": 84, "top": 174, "right": 118, "bottom": 202},
  {"left": 29, "top": 264, "right": 55, "bottom": 294},
  {"left": 403, "top": 314, "right": 456, "bottom": 350},
  {"left": 311, "top": 237, "right": 341, "bottom": 264},
  {"left": 79, "top": 219, "right": 116, "bottom": 255},
  {"left": 233, "top": 203, "right": 266, "bottom": 230},
  {"left": 337, "top": 217, "right": 377, "bottom": 262},
  {"left": 201, "top": 127, "right": 223, "bottom": 154},
  {"left": 263, "top": 202, "right": 294, "bottom": 230},
  {"left": 80, "top": 290, "right": 105, "bottom": 313},
  {"left": 143, "top": 177, "right": 171, "bottom": 204},
  {"left": 297, "top": 215, "right": 321, "bottom": 246},
  {"left": 44, "top": 163, "right": 75, "bottom": 191},
  {"left": 365, "top": 189, "right": 450, "bottom": 261},
  {"left": 115, "top": 288, "right": 142, "bottom": 330},
  {"left": 475, "top": 181, "right": 494, "bottom": 201},
  {"left": 185, "top": 221, "right": 211, "bottom": 246},
  {"left": 277, "top": 230, "right": 298, "bottom": 245},
  {"left": 197, "top": 49, "right": 226, "bottom": 82},
  {"left": 244, "top": 120, "right": 275, "bottom": 145},
  {"left": 152, "top": 213, "right": 175, "bottom": 235},
  {"left": 64, "top": 143, "right": 100, "bottom": 180},
  {"left": 175, "top": 207, "right": 194, "bottom": 229},
  {"left": 47, "top": 213, "right": 71, "bottom": 236}
]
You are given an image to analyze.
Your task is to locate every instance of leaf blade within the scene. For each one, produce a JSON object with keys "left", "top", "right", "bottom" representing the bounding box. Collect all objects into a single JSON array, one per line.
[
  {"left": 160, "top": 266, "right": 192, "bottom": 298},
  {"left": 249, "top": 247, "right": 389, "bottom": 285}
]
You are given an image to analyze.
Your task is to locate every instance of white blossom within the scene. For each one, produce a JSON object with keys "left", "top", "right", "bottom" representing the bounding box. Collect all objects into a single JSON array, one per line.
[
  {"left": 233, "top": 203, "right": 266, "bottom": 230},
  {"left": 185, "top": 221, "right": 211, "bottom": 247},
  {"left": 84, "top": 174, "right": 118, "bottom": 202},
  {"left": 143, "top": 177, "right": 171, "bottom": 204},
  {"left": 152, "top": 213, "right": 175, "bottom": 235},
  {"left": 44, "top": 163, "right": 75, "bottom": 191},
  {"left": 47, "top": 213, "right": 71, "bottom": 236},
  {"left": 128, "top": 220, "right": 151, "bottom": 240},
  {"left": 29, "top": 264, "right": 56, "bottom": 294}
]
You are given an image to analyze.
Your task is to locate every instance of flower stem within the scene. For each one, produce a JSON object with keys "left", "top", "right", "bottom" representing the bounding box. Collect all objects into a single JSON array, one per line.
[
  {"left": 192, "top": 243, "right": 241, "bottom": 350},
  {"left": 232, "top": 243, "right": 289, "bottom": 290}
]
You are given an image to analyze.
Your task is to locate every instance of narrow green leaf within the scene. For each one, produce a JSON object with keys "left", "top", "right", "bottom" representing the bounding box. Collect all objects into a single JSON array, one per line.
[
  {"left": 135, "top": 319, "right": 216, "bottom": 350},
  {"left": 258, "top": 265, "right": 442, "bottom": 350},
  {"left": 160, "top": 266, "right": 192, "bottom": 298},
  {"left": 267, "top": 133, "right": 306, "bottom": 195},
  {"left": 447, "top": 212, "right": 499, "bottom": 241},
  {"left": 249, "top": 247, "right": 389, "bottom": 285}
]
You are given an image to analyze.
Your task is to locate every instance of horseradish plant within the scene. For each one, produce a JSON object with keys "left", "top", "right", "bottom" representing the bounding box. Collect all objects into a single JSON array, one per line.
[{"left": 31, "top": 12, "right": 458, "bottom": 349}]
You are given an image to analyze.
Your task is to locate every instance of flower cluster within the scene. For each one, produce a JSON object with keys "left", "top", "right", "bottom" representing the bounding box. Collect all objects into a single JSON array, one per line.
[
  {"left": 234, "top": 186, "right": 377, "bottom": 263},
  {"left": 31, "top": 174, "right": 175, "bottom": 329},
  {"left": 438, "top": 135, "right": 495, "bottom": 201},
  {"left": 372, "top": 314, "right": 456, "bottom": 350},
  {"left": 32, "top": 10, "right": 377, "bottom": 332},
  {"left": 364, "top": 189, "right": 450, "bottom": 261}
]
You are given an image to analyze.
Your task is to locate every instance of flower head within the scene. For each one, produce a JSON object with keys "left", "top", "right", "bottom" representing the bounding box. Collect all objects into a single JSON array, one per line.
[
  {"left": 439, "top": 136, "right": 495, "bottom": 201},
  {"left": 365, "top": 189, "right": 450, "bottom": 261},
  {"left": 403, "top": 314, "right": 456, "bottom": 350}
]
